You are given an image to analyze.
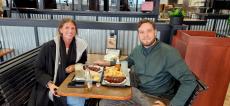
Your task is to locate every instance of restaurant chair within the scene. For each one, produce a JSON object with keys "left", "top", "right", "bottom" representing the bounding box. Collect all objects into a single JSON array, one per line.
[
  {"left": 129, "top": 68, "right": 208, "bottom": 106},
  {"left": 84, "top": 98, "right": 100, "bottom": 106},
  {"left": 184, "top": 73, "right": 208, "bottom": 106},
  {"left": 0, "top": 41, "right": 3, "bottom": 61},
  {"left": 0, "top": 41, "right": 2, "bottom": 49}
]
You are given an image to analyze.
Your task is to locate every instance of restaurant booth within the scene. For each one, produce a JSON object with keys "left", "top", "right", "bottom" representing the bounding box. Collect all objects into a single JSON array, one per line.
[{"left": 172, "top": 30, "right": 230, "bottom": 106}]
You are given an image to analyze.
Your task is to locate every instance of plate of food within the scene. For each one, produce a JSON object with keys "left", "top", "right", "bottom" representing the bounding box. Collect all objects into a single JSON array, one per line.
[
  {"left": 102, "top": 61, "right": 130, "bottom": 87},
  {"left": 104, "top": 76, "right": 127, "bottom": 86},
  {"left": 73, "top": 64, "right": 103, "bottom": 83},
  {"left": 87, "top": 64, "right": 103, "bottom": 73}
]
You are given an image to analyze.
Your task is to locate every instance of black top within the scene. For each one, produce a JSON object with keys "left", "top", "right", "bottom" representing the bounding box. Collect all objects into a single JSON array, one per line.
[{"left": 28, "top": 38, "right": 87, "bottom": 106}]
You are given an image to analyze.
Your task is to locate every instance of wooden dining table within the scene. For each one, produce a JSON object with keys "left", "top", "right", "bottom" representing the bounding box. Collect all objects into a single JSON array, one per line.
[
  {"left": 0, "top": 48, "right": 14, "bottom": 61},
  {"left": 0, "top": 48, "right": 14, "bottom": 57},
  {"left": 57, "top": 72, "right": 132, "bottom": 100}
]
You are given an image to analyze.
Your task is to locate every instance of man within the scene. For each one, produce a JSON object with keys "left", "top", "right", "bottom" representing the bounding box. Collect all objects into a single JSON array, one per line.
[{"left": 95, "top": 19, "right": 197, "bottom": 106}]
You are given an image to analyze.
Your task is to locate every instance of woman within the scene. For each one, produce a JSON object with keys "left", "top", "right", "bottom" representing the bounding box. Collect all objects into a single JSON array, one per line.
[{"left": 28, "top": 18, "right": 88, "bottom": 106}]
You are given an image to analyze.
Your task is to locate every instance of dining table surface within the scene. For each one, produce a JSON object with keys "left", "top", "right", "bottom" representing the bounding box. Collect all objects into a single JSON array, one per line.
[
  {"left": 57, "top": 54, "right": 132, "bottom": 100},
  {"left": 57, "top": 72, "right": 132, "bottom": 100},
  {"left": 0, "top": 48, "right": 14, "bottom": 57}
]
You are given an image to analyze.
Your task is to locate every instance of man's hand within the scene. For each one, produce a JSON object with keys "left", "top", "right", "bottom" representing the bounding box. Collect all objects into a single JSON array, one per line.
[
  {"left": 152, "top": 100, "right": 166, "bottom": 106},
  {"left": 47, "top": 81, "right": 60, "bottom": 97},
  {"left": 94, "top": 60, "right": 111, "bottom": 66},
  {"left": 65, "top": 65, "right": 75, "bottom": 73},
  {"left": 119, "top": 56, "right": 128, "bottom": 61}
]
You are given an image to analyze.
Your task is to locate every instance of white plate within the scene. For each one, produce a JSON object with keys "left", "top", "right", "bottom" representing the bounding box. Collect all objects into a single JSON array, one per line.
[
  {"left": 104, "top": 78, "right": 127, "bottom": 86},
  {"left": 73, "top": 66, "right": 103, "bottom": 82},
  {"left": 87, "top": 65, "right": 103, "bottom": 73}
]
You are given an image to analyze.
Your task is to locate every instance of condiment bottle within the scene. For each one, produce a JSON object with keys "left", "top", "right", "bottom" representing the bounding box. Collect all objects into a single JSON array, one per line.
[{"left": 115, "top": 58, "right": 121, "bottom": 71}]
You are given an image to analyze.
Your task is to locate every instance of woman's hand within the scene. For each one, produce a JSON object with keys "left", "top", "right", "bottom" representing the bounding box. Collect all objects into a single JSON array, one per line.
[
  {"left": 93, "top": 60, "right": 111, "bottom": 66},
  {"left": 152, "top": 100, "right": 166, "bottom": 106},
  {"left": 47, "top": 81, "right": 60, "bottom": 97},
  {"left": 65, "top": 65, "right": 75, "bottom": 73}
]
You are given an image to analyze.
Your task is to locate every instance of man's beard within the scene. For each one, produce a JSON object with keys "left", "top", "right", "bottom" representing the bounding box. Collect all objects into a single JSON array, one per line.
[{"left": 141, "top": 39, "right": 156, "bottom": 47}]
